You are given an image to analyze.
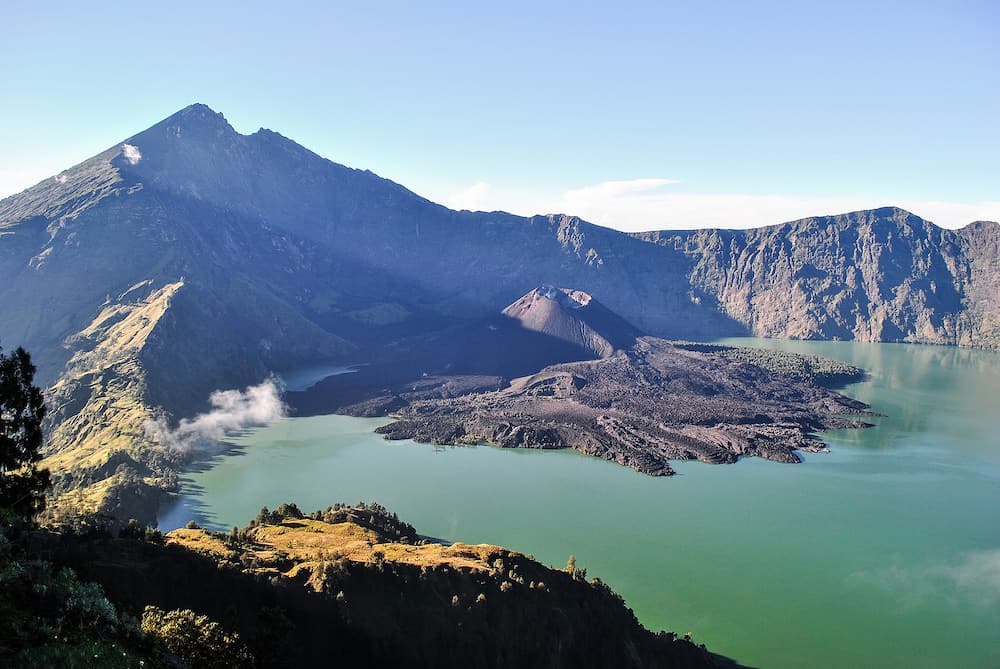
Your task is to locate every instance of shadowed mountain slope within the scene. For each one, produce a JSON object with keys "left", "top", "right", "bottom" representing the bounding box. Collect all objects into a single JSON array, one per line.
[{"left": 286, "top": 286, "right": 644, "bottom": 417}]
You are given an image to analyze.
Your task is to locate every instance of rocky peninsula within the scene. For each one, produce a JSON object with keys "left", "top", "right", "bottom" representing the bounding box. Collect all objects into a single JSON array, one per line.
[{"left": 303, "top": 286, "right": 872, "bottom": 476}]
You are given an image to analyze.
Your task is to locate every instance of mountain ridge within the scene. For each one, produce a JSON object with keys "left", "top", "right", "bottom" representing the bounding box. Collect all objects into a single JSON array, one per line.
[
  {"left": 0, "top": 103, "right": 997, "bottom": 526},
  {"left": 4, "top": 105, "right": 993, "bottom": 359},
  {"left": 4, "top": 104, "right": 995, "bottom": 234},
  {"left": 634, "top": 206, "right": 999, "bottom": 347}
]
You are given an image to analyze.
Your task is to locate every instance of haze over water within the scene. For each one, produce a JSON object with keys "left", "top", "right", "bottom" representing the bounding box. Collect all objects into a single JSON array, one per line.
[{"left": 162, "top": 339, "right": 1000, "bottom": 669}]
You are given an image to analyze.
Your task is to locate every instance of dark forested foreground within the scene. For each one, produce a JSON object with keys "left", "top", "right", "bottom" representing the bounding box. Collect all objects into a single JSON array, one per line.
[
  {"left": 1, "top": 503, "right": 747, "bottom": 668},
  {"left": 0, "top": 338, "right": 748, "bottom": 668}
]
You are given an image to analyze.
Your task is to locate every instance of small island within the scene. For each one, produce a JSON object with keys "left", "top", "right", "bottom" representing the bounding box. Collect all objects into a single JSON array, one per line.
[{"left": 297, "top": 286, "right": 872, "bottom": 476}]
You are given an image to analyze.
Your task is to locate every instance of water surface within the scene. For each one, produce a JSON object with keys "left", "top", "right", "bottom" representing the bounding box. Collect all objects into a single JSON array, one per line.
[{"left": 161, "top": 340, "right": 1000, "bottom": 669}]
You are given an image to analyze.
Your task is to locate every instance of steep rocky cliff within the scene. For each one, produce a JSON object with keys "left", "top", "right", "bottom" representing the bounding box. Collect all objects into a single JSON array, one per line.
[
  {"left": 636, "top": 208, "right": 999, "bottom": 347},
  {"left": 956, "top": 220, "right": 1000, "bottom": 348}
]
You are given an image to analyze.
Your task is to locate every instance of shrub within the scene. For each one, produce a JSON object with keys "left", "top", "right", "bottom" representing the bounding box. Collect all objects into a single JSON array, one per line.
[
  {"left": 0, "top": 345, "right": 50, "bottom": 521},
  {"left": 141, "top": 605, "right": 253, "bottom": 668}
]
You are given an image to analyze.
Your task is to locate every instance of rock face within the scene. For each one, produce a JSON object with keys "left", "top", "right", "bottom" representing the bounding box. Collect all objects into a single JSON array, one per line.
[
  {"left": 957, "top": 221, "right": 1000, "bottom": 349},
  {"left": 635, "top": 209, "right": 1000, "bottom": 348},
  {"left": 0, "top": 103, "right": 994, "bottom": 522}
]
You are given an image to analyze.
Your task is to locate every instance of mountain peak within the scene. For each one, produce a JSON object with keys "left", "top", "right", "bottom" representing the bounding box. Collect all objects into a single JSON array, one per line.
[
  {"left": 963, "top": 219, "right": 1000, "bottom": 230},
  {"left": 533, "top": 284, "right": 593, "bottom": 309},
  {"left": 165, "top": 103, "right": 231, "bottom": 130},
  {"left": 503, "top": 286, "right": 642, "bottom": 358},
  {"left": 125, "top": 103, "right": 237, "bottom": 152}
]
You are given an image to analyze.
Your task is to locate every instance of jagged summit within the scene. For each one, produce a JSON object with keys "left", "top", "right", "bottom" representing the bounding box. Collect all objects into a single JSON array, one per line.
[
  {"left": 502, "top": 286, "right": 643, "bottom": 359},
  {"left": 137, "top": 103, "right": 235, "bottom": 138},
  {"left": 790, "top": 206, "right": 928, "bottom": 231},
  {"left": 535, "top": 284, "right": 590, "bottom": 309},
  {"left": 505, "top": 285, "right": 595, "bottom": 314},
  {"left": 123, "top": 103, "right": 243, "bottom": 166},
  {"left": 168, "top": 102, "right": 230, "bottom": 125},
  {"left": 0, "top": 104, "right": 233, "bottom": 222},
  {"left": 964, "top": 219, "right": 1000, "bottom": 230},
  {"left": 117, "top": 103, "right": 239, "bottom": 166}
]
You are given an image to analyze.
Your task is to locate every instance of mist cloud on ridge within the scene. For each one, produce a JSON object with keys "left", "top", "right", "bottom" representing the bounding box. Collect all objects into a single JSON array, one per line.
[{"left": 145, "top": 379, "right": 286, "bottom": 452}]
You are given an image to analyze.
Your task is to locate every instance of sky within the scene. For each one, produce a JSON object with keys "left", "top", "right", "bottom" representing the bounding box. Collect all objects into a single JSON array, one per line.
[{"left": 2, "top": 1, "right": 997, "bottom": 231}]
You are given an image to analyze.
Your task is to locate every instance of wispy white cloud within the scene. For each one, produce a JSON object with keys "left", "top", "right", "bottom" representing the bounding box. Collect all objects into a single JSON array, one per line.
[
  {"left": 144, "top": 379, "right": 286, "bottom": 452},
  {"left": 558, "top": 178, "right": 682, "bottom": 229},
  {"left": 941, "top": 549, "right": 1000, "bottom": 604},
  {"left": 445, "top": 181, "right": 492, "bottom": 211},
  {"left": 431, "top": 178, "right": 1000, "bottom": 231},
  {"left": 552, "top": 181, "right": 1000, "bottom": 231},
  {"left": 564, "top": 178, "right": 681, "bottom": 199},
  {"left": 894, "top": 200, "right": 1000, "bottom": 229},
  {"left": 847, "top": 548, "right": 1000, "bottom": 609},
  {"left": 0, "top": 168, "right": 49, "bottom": 198},
  {"left": 122, "top": 143, "right": 142, "bottom": 165}
]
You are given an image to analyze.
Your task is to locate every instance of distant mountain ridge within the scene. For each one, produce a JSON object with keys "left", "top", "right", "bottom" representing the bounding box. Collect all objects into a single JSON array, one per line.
[
  {"left": 0, "top": 103, "right": 997, "bottom": 524},
  {"left": 636, "top": 208, "right": 999, "bottom": 348}
]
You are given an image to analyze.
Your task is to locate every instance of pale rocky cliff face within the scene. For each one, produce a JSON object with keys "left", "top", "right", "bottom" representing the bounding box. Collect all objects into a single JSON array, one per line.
[
  {"left": 636, "top": 207, "right": 998, "bottom": 348},
  {"left": 956, "top": 220, "right": 1000, "bottom": 348}
]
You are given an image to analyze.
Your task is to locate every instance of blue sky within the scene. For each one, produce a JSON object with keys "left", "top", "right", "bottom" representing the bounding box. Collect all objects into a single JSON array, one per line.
[{"left": 2, "top": 1, "right": 997, "bottom": 229}]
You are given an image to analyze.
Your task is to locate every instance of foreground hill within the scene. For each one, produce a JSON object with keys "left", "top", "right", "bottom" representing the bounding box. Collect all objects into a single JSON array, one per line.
[{"left": 6, "top": 503, "right": 739, "bottom": 668}]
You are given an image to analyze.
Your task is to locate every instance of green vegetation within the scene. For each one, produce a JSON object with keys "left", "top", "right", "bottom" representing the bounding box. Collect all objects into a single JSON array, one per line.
[
  {"left": 39, "top": 282, "right": 186, "bottom": 531},
  {"left": 250, "top": 501, "right": 419, "bottom": 543},
  {"left": 0, "top": 521, "right": 257, "bottom": 668},
  {"left": 0, "top": 515, "right": 157, "bottom": 666},
  {"left": 0, "top": 347, "right": 241, "bottom": 667},
  {"left": 0, "top": 344, "right": 50, "bottom": 520},
  {"left": 141, "top": 606, "right": 253, "bottom": 669},
  {"left": 26, "top": 502, "right": 726, "bottom": 667},
  {"left": 2, "top": 494, "right": 729, "bottom": 667},
  {"left": 155, "top": 502, "right": 725, "bottom": 667},
  {"left": 0, "top": 348, "right": 142, "bottom": 665},
  {"left": 672, "top": 341, "right": 865, "bottom": 386}
]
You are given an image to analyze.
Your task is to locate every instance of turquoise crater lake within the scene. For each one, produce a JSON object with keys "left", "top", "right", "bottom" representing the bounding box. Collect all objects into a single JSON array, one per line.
[{"left": 160, "top": 339, "right": 1000, "bottom": 669}]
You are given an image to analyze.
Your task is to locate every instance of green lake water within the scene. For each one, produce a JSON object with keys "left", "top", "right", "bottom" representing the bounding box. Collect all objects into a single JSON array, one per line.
[{"left": 160, "top": 339, "right": 1000, "bottom": 669}]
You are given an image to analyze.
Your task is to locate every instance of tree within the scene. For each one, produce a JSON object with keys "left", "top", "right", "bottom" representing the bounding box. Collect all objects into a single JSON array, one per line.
[
  {"left": 0, "top": 344, "right": 50, "bottom": 521},
  {"left": 141, "top": 606, "right": 254, "bottom": 668}
]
